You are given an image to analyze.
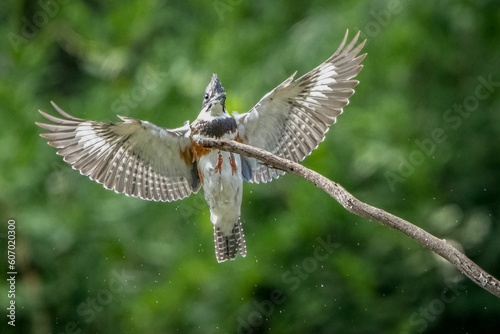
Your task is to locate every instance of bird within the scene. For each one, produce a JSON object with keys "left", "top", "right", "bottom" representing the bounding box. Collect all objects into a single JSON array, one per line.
[{"left": 36, "top": 30, "right": 366, "bottom": 263}]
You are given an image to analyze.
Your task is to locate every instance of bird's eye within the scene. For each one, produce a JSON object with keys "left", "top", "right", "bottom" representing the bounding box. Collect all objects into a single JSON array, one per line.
[{"left": 204, "top": 93, "right": 209, "bottom": 100}]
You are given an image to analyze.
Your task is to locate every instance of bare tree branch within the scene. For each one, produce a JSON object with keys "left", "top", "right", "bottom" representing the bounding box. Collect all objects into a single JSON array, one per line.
[{"left": 198, "top": 138, "right": 500, "bottom": 298}]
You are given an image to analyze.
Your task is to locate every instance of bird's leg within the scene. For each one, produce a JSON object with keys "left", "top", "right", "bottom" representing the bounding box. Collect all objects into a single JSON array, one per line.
[
  {"left": 229, "top": 153, "right": 237, "bottom": 175},
  {"left": 214, "top": 150, "right": 223, "bottom": 173}
]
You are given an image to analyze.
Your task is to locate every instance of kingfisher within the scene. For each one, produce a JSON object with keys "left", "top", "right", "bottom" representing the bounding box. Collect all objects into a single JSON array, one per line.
[{"left": 36, "top": 31, "right": 366, "bottom": 262}]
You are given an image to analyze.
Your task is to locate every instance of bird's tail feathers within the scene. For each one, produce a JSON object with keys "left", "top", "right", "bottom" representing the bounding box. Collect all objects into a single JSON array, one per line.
[{"left": 214, "top": 219, "right": 247, "bottom": 263}]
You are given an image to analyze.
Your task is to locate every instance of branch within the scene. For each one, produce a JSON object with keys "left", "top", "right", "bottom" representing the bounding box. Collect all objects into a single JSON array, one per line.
[{"left": 198, "top": 138, "right": 500, "bottom": 298}]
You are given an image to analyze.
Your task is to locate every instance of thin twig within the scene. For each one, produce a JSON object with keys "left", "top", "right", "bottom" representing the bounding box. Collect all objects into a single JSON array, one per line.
[{"left": 198, "top": 138, "right": 500, "bottom": 298}]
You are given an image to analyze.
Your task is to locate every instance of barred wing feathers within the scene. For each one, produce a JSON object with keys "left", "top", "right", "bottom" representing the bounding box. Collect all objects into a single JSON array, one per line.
[
  {"left": 235, "top": 30, "right": 366, "bottom": 183},
  {"left": 36, "top": 102, "right": 200, "bottom": 202}
]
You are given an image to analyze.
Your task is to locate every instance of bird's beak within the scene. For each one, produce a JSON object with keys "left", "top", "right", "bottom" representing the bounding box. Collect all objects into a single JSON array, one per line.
[
  {"left": 211, "top": 92, "right": 226, "bottom": 105},
  {"left": 208, "top": 93, "right": 226, "bottom": 113}
]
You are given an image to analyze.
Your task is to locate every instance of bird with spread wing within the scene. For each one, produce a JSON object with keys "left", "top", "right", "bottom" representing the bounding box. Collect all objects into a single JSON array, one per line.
[{"left": 36, "top": 30, "right": 366, "bottom": 262}]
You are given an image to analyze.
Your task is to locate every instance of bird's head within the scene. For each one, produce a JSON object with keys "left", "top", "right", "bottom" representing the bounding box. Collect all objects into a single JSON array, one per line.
[{"left": 199, "top": 74, "right": 227, "bottom": 118}]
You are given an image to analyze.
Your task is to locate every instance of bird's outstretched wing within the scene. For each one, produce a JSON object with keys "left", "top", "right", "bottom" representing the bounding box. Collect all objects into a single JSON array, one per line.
[
  {"left": 234, "top": 30, "right": 366, "bottom": 183},
  {"left": 36, "top": 102, "right": 200, "bottom": 202}
]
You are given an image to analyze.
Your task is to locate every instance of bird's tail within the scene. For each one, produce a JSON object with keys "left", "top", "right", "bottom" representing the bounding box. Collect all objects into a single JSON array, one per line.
[{"left": 214, "top": 218, "right": 247, "bottom": 263}]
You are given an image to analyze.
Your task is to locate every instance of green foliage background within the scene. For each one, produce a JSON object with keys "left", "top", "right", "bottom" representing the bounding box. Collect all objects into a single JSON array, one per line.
[{"left": 1, "top": 0, "right": 499, "bottom": 333}]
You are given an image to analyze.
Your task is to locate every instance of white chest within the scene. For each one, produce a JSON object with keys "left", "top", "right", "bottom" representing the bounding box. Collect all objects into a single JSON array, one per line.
[{"left": 198, "top": 150, "right": 243, "bottom": 207}]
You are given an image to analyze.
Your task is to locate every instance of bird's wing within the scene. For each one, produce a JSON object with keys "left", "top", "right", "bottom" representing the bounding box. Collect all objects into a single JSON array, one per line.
[
  {"left": 235, "top": 30, "right": 366, "bottom": 183},
  {"left": 36, "top": 102, "right": 200, "bottom": 202}
]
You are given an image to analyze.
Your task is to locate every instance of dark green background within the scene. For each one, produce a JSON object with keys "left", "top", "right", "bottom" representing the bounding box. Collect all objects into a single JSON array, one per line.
[{"left": 1, "top": 0, "right": 499, "bottom": 333}]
